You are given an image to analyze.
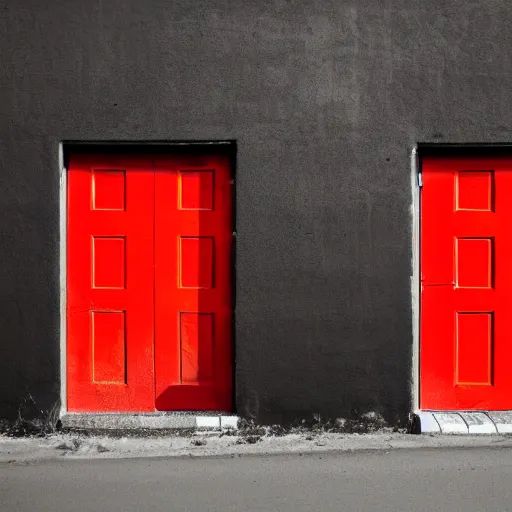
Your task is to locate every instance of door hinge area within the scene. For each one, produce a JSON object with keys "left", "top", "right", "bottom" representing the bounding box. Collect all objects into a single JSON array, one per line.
[{"left": 418, "top": 173, "right": 423, "bottom": 188}]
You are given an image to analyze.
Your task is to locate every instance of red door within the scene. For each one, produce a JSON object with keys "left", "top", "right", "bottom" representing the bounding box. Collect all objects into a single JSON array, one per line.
[
  {"left": 154, "top": 155, "right": 232, "bottom": 410},
  {"left": 420, "top": 156, "right": 512, "bottom": 410},
  {"left": 67, "top": 154, "right": 155, "bottom": 412},
  {"left": 67, "top": 153, "right": 233, "bottom": 412}
]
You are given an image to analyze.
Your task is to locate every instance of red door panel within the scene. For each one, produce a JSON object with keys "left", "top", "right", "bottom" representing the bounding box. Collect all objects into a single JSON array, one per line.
[
  {"left": 154, "top": 154, "right": 233, "bottom": 411},
  {"left": 67, "top": 154, "right": 155, "bottom": 412},
  {"left": 420, "top": 156, "right": 512, "bottom": 410}
]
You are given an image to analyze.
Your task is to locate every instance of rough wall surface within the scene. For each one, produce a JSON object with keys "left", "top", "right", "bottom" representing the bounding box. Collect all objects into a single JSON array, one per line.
[{"left": 1, "top": 0, "right": 511, "bottom": 427}]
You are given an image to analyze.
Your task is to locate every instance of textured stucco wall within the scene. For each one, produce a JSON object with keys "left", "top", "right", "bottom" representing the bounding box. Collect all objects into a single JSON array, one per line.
[{"left": 1, "top": 0, "right": 512, "bottom": 427}]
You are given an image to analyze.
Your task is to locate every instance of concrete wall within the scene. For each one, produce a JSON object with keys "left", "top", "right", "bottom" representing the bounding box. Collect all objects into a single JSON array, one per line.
[{"left": 1, "top": 0, "right": 511, "bottom": 427}]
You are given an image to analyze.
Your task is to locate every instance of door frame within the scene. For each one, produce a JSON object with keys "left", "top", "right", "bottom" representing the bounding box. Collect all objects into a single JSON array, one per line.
[
  {"left": 411, "top": 145, "right": 421, "bottom": 413},
  {"left": 58, "top": 141, "right": 237, "bottom": 417}
]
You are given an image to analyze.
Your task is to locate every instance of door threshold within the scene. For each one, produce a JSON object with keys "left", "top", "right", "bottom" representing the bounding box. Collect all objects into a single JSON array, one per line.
[
  {"left": 60, "top": 412, "right": 239, "bottom": 431},
  {"left": 412, "top": 410, "right": 512, "bottom": 434}
]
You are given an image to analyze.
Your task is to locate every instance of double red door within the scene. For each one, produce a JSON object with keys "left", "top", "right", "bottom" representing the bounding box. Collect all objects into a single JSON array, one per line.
[
  {"left": 67, "top": 153, "right": 233, "bottom": 412},
  {"left": 421, "top": 156, "right": 512, "bottom": 410}
]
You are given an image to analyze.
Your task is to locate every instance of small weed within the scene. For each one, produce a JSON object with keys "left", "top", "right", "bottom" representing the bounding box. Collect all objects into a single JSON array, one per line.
[
  {"left": 266, "top": 425, "right": 288, "bottom": 437},
  {"left": 237, "top": 419, "right": 266, "bottom": 437}
]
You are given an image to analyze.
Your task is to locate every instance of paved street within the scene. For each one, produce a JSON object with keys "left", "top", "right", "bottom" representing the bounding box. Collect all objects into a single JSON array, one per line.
[{"left": 2, "top": 446, "right": 512, "bottom": 511}]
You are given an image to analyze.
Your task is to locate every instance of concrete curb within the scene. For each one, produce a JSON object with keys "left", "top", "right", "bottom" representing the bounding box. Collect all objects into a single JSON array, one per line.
[
  {"left": 414, "top": 411, "right": 512, "bottom": 434},
  {"left": 61, "top": 413, "right": 240, "bottom": 431}
]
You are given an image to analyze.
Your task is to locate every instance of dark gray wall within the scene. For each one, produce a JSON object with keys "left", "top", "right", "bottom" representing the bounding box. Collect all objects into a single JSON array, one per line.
[{"left": 1, "top": 0, "right": 512, "bottom": 427}]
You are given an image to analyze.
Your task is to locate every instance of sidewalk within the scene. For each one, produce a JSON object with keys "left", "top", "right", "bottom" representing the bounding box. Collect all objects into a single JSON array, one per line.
[{"left": 2, "top": 431, "right": 512, "bottom": 462}]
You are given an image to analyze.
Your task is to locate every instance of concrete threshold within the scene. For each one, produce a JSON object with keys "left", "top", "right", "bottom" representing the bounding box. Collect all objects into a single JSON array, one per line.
[
  {"left": 61, "top": 413, "right": 239, "bottom": 431},
  {"left": 415, "top": 411, "right": 512, "bottom": 434}
]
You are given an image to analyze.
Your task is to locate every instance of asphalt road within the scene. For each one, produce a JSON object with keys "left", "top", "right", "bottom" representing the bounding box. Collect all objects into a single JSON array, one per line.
[{"left": 2, "top": 447, "right": 512, "bottom": 511}]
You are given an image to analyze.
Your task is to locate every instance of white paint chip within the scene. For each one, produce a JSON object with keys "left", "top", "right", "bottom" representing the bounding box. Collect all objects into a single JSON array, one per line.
[
  {"left": 220, "top": 416, "right": 239, "bottom": 429},
  {"left": 433, "top": 413, "right": 468, "bottom": 434},
  {"left": 459, "top": 412, "right": 497, "bottom": 434},
  {"left": 195, "top": 416, "right": 220, "bottom": 429},
  {"left": 417, "top": 412, "right": 441, "bottom": 433},
  {"left": 487, "top": 412, "right": 512, "bottom": 434}
]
